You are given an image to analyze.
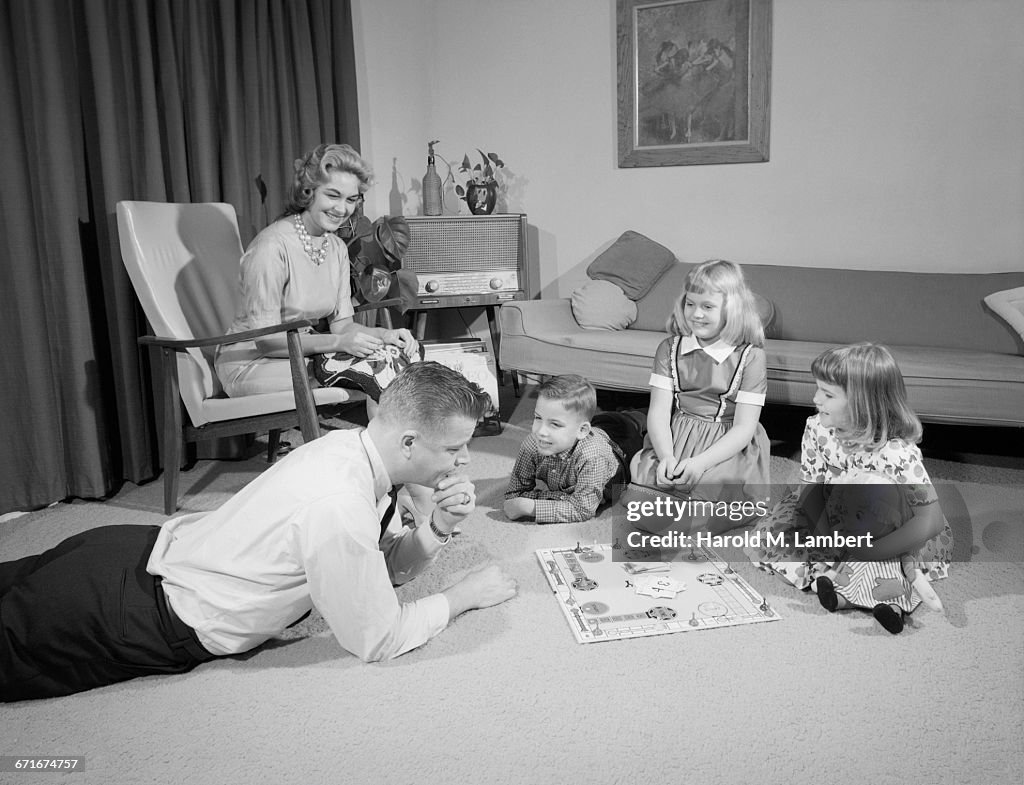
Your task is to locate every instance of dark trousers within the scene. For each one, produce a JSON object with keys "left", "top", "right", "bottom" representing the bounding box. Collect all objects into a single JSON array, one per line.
[{"left": 0, "top": 524, "right": 215, "bottom": 702}]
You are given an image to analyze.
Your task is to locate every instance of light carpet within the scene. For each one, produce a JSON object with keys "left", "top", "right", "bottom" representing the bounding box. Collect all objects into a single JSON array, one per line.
[{"left": 1, "top": 393, "right": 1022, "bottom": 785}]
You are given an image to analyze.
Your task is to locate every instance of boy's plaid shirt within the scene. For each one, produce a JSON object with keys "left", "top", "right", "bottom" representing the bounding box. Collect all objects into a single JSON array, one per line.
[{"left": 504, "top": 428, "right": 622, "bottom": 523}]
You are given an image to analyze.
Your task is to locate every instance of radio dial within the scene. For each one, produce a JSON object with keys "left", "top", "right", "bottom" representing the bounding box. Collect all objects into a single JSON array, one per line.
[
  {"left": 425, "top": 279, "right": 440, "bottom": 293},
  {"left": 489, "top": 278, "right": 503, "bottom": 290}
]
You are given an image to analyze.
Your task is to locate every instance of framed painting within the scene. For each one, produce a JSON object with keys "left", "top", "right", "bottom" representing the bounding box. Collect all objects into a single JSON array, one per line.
[{"left": 617, "top": 0, "right": 772, "bottom": 167}]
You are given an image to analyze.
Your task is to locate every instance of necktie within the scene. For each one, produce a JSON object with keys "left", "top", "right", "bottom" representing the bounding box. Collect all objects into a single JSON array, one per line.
[{"left": 380, "top": 486, "right": 399, "bottom": 540}]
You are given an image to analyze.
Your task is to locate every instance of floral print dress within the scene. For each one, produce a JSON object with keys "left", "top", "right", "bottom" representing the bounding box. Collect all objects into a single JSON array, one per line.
[{"left": 746, "top": 415, "right": 953, "bottom": 612}]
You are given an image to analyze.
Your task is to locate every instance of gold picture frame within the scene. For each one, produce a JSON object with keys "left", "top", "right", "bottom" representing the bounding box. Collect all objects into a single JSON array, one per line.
[{"left": 617, "top": 0, "right": 772, "bottom": 167}]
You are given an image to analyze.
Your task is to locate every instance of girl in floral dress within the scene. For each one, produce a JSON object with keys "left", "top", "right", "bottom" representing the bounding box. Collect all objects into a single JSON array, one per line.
[{"left": 748, "top": 343, "right": 953, "bottom": 634}]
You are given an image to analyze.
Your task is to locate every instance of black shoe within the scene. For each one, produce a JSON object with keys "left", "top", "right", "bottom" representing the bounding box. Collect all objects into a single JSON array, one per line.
[
  {"left": 816, "top": 576, "right": 839, "bottom": 612},
  {"left": 872, "top": 603, "right": 905, "bottom": 634}
]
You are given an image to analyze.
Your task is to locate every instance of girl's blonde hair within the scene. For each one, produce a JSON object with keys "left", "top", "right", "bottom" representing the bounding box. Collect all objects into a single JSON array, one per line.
[
  {"left": 811, "top": 343, "right": 922, "bottom": 447},
  {"left": 666, "top": 259, "right": 764, "bottom": 347}
]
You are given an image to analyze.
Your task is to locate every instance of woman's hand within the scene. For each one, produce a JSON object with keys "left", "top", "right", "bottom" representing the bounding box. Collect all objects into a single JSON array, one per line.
[
  {"left": 383, "top": 328, "right": 418, "bottom": 356},
  {"left": 336, "top": 329, "right": 384, "bottom": 358}
]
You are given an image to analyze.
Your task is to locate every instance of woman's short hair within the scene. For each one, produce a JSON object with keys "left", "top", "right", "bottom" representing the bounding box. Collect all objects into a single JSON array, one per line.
[
  {"left": 666, "top": 259, "right": 764, "bottom": 347},
  {"left": 284, "top": 143, "right": 374, "bottom": 215},
  {"left": 378, "top": 362, "right": 489, "bottom": 436},
  {"left": 812, "top": 342, "right": 922, "bottom": 446}
]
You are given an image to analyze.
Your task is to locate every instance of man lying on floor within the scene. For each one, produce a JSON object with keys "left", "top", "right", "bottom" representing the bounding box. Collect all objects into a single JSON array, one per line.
[{"left": 1, "top": 362, "right": 518, "bottom": 701}]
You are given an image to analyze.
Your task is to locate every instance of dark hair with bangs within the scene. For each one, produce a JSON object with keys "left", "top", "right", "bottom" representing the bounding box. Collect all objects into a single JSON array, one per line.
[{"left": 812, "top": 343, "right": 922, "bottom": 447}]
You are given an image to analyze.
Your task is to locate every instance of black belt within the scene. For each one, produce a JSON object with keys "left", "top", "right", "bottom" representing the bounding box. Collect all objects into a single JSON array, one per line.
[{"left": 153, "top": 577, "right": 216, "bottom": 663}]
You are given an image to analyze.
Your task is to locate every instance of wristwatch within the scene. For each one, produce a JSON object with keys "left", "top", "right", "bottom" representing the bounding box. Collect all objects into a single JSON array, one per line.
[{"left": 428, "top": 514, "right": 452, "bottom": 544}]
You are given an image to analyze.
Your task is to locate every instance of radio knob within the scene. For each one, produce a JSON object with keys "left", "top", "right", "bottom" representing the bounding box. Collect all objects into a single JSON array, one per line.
[
  {"left": 489, "top": 278, "right": 503, "bottom": 290},
  {"left": 425, "top": 279, "right": 440, "bottom": 293}
]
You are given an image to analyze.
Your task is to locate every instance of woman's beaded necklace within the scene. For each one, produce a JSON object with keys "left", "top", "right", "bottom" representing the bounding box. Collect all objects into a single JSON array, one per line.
[{"left": 293, "top": 214, "right": 330, "bottom": 266}]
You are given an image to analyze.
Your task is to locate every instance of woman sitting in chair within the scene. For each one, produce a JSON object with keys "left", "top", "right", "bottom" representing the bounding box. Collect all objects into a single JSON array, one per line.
[{"left": 214, "top": 143, "right": 419, "bottom": 407}]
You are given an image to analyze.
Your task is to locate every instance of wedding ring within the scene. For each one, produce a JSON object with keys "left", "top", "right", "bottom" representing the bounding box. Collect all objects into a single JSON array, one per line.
[{"left": 462, "top": 493, "right": 471, "bottom": 505}]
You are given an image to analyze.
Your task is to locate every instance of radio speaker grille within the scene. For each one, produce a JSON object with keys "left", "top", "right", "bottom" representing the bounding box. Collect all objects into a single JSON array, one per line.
[{"left": 404, "top": 215, "right": 522, "bottom": 274}]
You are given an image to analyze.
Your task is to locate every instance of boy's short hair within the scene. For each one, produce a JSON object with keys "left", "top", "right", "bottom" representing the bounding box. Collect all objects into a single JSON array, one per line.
[
  {"left": 536, "top": 375, "right": 597, "bottom": 420},
  {"left": 378, "top": 362, "right": 489, "bottom": 435}
]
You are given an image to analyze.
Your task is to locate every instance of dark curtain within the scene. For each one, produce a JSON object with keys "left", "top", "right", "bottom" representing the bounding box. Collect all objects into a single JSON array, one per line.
[{"left": 0, "top": 0, "right": 360, "bottom": 514}]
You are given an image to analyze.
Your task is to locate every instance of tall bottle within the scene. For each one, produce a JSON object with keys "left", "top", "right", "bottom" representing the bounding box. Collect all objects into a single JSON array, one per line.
[{"left": 423, "top": 140, "right": 442, "bottom": 216}]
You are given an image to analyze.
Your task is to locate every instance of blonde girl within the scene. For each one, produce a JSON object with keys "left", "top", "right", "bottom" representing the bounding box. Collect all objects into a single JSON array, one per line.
[
  {"left": 627, "top": 260, "right": 771, "bottom": 531},
  {"left": 748, "top": 343, "right": 953, "bottom": 634}
]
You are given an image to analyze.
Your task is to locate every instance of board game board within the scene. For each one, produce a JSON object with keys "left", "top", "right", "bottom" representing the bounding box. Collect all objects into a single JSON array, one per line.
[{"left": 536, "top": 543, "right": 780, "bottom": 644}]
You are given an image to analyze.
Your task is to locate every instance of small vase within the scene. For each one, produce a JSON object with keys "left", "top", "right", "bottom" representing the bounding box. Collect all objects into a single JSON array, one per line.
[{"left": 465, "top": 181, "right": 498, "bottom": 215}]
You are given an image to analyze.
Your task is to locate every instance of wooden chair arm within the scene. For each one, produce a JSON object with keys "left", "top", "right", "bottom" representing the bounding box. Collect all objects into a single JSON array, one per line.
[
  {"left": 147, "top": 318, "right": 322, "bottom": 451},
  {"left": 137, "top": 319, "right": 316, "bottom": 350},
  {"left": 354, "top": 297, "right": 403, "bottom": 313}
]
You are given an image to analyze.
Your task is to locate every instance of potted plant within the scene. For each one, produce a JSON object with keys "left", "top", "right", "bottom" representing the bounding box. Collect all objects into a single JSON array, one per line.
[
  {"left": 338, "top": 211, "right": 417, "bottom": 314},
  {"left": 455, "top": 149, "right": 505, "bottom": 215},
  {"left": 254, "top": 172, "right": 416, "bottom": 314}
]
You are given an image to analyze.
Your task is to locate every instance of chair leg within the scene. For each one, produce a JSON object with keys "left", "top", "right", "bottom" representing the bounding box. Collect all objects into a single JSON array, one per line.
[
  {"left": 163, "top": 434, "right": 182, "bottom": 516},
  {"left": 286, "top": 329, "right": 322, "bottom": 443},
  {"left": 161, "top": 348, "right": 183, "bottom": 515},
  {"left": 267, "top": 429, "right": 281, "bottom": 462},
  {"left": 512, "top": 371, "right": 520, "bottom": 397}
]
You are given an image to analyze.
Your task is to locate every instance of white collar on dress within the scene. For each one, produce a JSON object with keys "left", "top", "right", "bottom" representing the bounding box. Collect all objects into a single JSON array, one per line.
[{"left": 677, "top": 334, "right": 736, "bottom": 364}]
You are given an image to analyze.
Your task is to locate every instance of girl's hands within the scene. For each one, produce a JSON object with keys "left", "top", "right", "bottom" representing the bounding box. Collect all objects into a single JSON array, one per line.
[
  {"left": 672, "top": 457, "right": 708, "bottom": 492},
  {"left": 656, "top": 456, "right": 679, "bottom": 486},
  {"left": 656, "top": 455, "right": 708, "bottom": 490}
]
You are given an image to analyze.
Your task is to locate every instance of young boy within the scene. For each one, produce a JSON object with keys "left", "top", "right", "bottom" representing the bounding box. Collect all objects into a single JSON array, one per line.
[{"left": 503, "top": 375, "right": 626, "bottom": 523}]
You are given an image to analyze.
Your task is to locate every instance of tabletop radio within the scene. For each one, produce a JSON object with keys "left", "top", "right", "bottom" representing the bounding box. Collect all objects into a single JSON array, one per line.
[{"left": 402, "top": 214, "right": 530, "bottom": 309}]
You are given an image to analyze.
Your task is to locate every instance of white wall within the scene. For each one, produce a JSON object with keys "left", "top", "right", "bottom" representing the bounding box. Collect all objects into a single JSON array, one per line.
[{"left": 355, "top": 0, "right": 1024, "bottom": 301}]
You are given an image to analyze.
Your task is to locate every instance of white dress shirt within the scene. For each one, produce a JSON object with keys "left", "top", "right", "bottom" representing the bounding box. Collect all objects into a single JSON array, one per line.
[{"left": 148, "top": 429, "right": 450, "bottom": 661}]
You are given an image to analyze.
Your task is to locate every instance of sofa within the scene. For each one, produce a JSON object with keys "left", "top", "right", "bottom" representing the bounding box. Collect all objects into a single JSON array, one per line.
[{"left": 498, "top": 235, "right": 1024, "bottom": 428}]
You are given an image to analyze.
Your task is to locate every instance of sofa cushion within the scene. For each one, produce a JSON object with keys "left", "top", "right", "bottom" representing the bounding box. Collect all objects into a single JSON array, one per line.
[
  {"left": 762, "top": 340, "right": 1024, "bottom": 383},
  {"left": 630, "top": 263, "right": 1024, "bottom": 355},
  {"left": 762, "top": 339, "right": 1024, "bottom": 426},
  {"left": 631, "top": 264, "right": 688, "bottom": 331},
  {"left": 741, "top": 265, "right": 1024, "bottom": 356},
  {"left": 752, "top": 293, "right": 775, "bottom": 333},
  {"left": 587, "top": 231, "right": 675, "bottom": 300},
  {"left": 571, "top": 279, "right": 637, "bottom": 330},
  {"left": 984, "top": 287, "right": 1024, "bottom": 350}
]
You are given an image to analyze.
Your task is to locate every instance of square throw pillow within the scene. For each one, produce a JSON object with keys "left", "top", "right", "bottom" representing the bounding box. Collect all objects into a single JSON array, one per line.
[
  {"left": 984, "top": 287, "right": 1024, "bottom": 349},
  {"left": 586, "top": 231, "right": 676, "bottom": 300},
  {"left": 571, "top": 279, "right": 638, "bottom": 330}
]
